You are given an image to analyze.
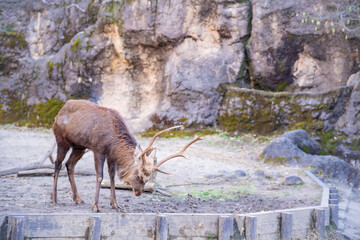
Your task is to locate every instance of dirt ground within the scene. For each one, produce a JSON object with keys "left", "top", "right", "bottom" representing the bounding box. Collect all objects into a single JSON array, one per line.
[{"left": 0, "top": 125, "right": 321, "bottom": 214}]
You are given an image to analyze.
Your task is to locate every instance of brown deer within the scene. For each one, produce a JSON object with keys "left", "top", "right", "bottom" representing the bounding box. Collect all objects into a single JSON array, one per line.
[{"left": 51, "top": 99, "right": 201, "bottom": 212}]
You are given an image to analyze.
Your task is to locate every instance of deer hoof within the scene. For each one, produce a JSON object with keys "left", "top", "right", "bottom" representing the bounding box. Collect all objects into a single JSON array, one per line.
[
  {"left": 50, "top": 194, "right": 57, "bottom": 204},
  {"left": 92, "top": 204, "right": 100, "bottom": 213},
  {"left": 111, "top": 204, "right": 122, "bottom": 212},
  {"left": 74, "top": 196, "right": 84, "bottom": 204}
]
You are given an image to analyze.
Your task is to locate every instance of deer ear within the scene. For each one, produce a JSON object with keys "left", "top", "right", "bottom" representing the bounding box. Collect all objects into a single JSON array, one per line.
[{"left": 149, "top": 149, "right": 157, "bottom": 159}]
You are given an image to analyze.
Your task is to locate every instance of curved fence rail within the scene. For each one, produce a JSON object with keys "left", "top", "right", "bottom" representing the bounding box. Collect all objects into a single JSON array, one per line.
[{"left": 0, "top": 170, "right": 338, "bottom": 240}]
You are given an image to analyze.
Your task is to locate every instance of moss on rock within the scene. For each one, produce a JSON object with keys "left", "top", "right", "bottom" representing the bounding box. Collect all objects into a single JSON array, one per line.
[
  {"left": 0, "top": 31, "right": 27, "bottom": 49},
  {"left": 139, "top": 128, "right": 219, "bottom": 138},
  {"left": 0, "top": 90, "right": 64, "bottom": 128},
  {"left": 71, "top": 36, "right": 81, "bottom": 52},
  {"left": 218, "top": 85, "right": 352, "bottom": 135}
]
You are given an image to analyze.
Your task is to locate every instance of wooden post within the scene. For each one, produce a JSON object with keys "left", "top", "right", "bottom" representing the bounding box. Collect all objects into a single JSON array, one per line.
[
  {"left": 329, "top": 204, "right": 339, "bottom": 228},
  {"left": 219, "top": 216, "right": 233, "bottom": 240},
  {"left": 88, "top": 216, "right": 101, "bottom": 240},
  {"left": 156, "top": 215, "right": 168, "bottom": 240},
  {"left": 246, "top": 216, "right": 257, "bottom": 240},
  {"left": 281, "top": 212, "right": 292, "bottom": 240},
  {"left": 7, "top": 216, "right": 24, "bottom": 240},
  {"left": 315, "top": 208, "right": 325, "bottom": 240}
]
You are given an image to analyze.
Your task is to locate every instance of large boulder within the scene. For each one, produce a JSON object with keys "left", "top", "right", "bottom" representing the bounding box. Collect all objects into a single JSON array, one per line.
[{"left": 262, "top": 130, "right": 359, "bottom": 185}]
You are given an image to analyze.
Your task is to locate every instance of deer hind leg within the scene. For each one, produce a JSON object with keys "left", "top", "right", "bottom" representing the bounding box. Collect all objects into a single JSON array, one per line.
[
  {"left": 92, "top": 152, "right": 105, "bottom": 212},
  {"left": 107, "top": 159, "right": 120, "bottom": 211},
  {"left": 65, "top": 147, "right": 85, "bottom": 204},
  {"left": 51, "top": 142, "right": 69, "bottom": 203}
]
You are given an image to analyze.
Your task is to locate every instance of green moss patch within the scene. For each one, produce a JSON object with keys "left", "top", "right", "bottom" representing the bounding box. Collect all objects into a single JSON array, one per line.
[
  {"left": 71, "top": 36, "right": 81, "bottom": 52},
  {"left": 0, "top": 31, "right": 27, "bottom": 49},
  {"left": 0, "top": 90, "right": 64, "bottom": 128},
  {"left": 218, "top": 85, "right": 352, "bottom": 135},
  {"left": 139, "top": 128, "right": 219, "bottom": 138}
]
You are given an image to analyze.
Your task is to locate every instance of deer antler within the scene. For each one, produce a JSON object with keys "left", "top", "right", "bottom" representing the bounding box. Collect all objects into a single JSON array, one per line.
[
  {"left": 154, "top": 136, "right": 202, "bottom": 173},
  {"left": 141, "top": 126, "right": 184, "bottom": 160}
]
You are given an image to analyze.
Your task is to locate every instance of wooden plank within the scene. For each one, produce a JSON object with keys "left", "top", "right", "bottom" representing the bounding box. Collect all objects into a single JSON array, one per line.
[
  {"left": 100, "top": 213, "right": 156, "bottom": 239},
  {"left": 304, "top": 170, "right": 329, "bottom": 207},
  {"left": 167, "top": 214, "right": 221, "bottom": 238},
  {"left": 248, "top": 212, "right": 280, "bottom": 236},
  {"left": 21, "top": 214, "right": 91, "bottom": 238},
  {"left": 290, "top": 208, "right": 314, "bottom": 238}
]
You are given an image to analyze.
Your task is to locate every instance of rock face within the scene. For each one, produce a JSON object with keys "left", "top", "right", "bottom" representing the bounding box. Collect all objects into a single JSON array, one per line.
[
  {"left": 336, "top": 72, "right": 360, "bottom": 138},
  {"left": 218, "top": 85, "right": 353, "bottom": 134},
  {"left": 248, "top": 0, "right": 360, "bottom": 92},
  {"left": 262, "top": 130, "right": 359, "bottom": 186},
  {"left": 0, "top": 0, "right": 250, "bottom": 131},
  {"left": 0, "top": 0, "right": 359, "bottom": 135}
]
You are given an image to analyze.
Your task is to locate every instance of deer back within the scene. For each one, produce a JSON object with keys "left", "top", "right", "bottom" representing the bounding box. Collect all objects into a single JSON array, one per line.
[{"left": 53, "top": 100, "right": 137, "bottom": 154}]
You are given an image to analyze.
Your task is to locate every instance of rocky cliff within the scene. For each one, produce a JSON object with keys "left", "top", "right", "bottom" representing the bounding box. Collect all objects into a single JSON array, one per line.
[{"left": 0, "top": 0, "right": 359, "bottom": 137}]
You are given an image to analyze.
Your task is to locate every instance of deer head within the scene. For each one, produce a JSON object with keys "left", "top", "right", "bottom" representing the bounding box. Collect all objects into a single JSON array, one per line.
[{"left": 123, "top": 126, "right": 202, "bottom": 196}]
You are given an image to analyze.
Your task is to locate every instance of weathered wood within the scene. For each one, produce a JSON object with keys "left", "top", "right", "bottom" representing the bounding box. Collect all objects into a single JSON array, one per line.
[
  {"left": 0, "top": 215, "right": 7, "bottom": 240},
  {"left": 22, "top": 214, "right": 92, "bottom": 238},
  {"left": 101, "top": 179, "right": 155, "bottom": 192},
  {"left": 287, "top": 208, "right": 313, "bottom": 238},
  {"left": 315, "top": 208, "right": 325, "bottom": 240},
  {"left": 329, "top": 187, "right": 338, "bottom": 194},
  {"left": 281, "top": 212, "right": 292, "bottom": 240},
  {"left": 0, "top": 142, "right": 57, "bottom": 177},
  {"left": 100, "top": 213, "right": 156, "bottom": 239},
  {"left": 219, "top": 216, "right": 233, "bottom": 240},
  {"left": 17, "top": 169, "right": 95, "bottom": 177},
  {"left": 0, "top": 163, "right": 55, "bottom": 177},
  {"left": 7, "top": 216, "right": 24, "bottom": 240},
  {"left": 88, "top": 216, "right": 101, "bottom": 240},
  {"left": 233, "top": 214, "right": 246, "bottom": 239},
  {"left": 156, "top": 215, "right": 168, "bottom": 240},
  {"left": 245, "top": 216, "right": 257, "bottom": 240},
  {"left": 329, "top": 193, "right": 338, "bottom": 200},
  {"left": 304, "top": 170, "right": 329, "bottom": 207},
  {"left": 167, "top": 214, "right": 220, "bottom": 238},
  {"left": 329, "top": 204, "right": 339, "bottom": 229}
]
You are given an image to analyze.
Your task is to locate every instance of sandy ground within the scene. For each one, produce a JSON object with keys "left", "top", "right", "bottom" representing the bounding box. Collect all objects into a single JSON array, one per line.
[{"left": 0, "top": 125, "right": 321, "bottom": 214}]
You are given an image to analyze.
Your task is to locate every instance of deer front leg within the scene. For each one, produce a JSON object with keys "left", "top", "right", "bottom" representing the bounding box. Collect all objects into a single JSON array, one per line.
[
  {"left": 107, "top": 160, "right": 120, "bottom": 211},
  {"left": 92, "top": 152, "right": 105, "bottom": 212}
]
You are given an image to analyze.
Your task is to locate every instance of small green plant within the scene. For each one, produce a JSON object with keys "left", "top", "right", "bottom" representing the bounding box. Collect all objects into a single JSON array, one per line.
[
  {"left": 71, "top": 36, "right": 81, "bottom": 52},
  {"left": 86, "top": 42, "right": 91, "bottom": 52},
  {"left": 46, "top": 61, "right": 54, "bottom": 78},
  {"left": 296, "top": 0, "right": 360, "bottom": 38}
]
